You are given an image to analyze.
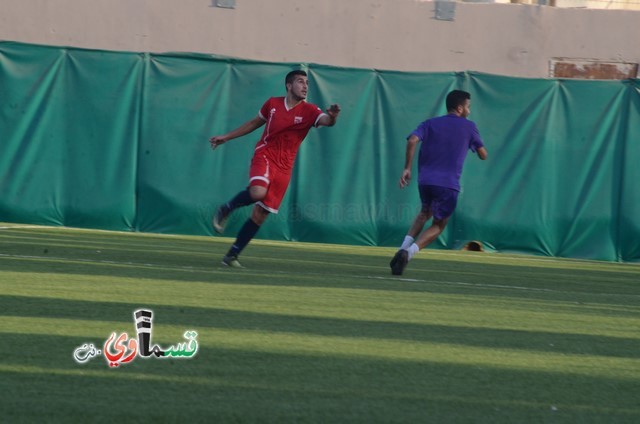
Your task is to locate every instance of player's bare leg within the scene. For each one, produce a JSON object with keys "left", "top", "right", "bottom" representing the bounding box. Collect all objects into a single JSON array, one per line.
[
  {"left": 391, "top": 216, "right": 448, "bottom": 276},
  {"left": 391, "top": 209, "right": 431, "bottom": 272},
  {"left": 250, "top": 203, "right": 269, "bottom": 225},
  {"left": 414, "top": 217, "right": 448, "bottom": 250},
  {"left": 403, "top": 209, "right": 431, "bottom": 247}
]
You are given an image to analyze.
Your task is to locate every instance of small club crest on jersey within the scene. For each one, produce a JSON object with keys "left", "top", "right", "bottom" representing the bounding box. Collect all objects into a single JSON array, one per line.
[{"left": 294, "top": 116, "right": 303, "bottom": 124}]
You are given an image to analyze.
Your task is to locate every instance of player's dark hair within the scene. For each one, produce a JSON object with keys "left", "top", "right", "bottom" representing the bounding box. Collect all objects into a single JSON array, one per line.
[
  {"left": 285, "top": 70, "right": 307, "bottom": 86},
  {"left": 446, "top": 90, "right": 471, "bottom": 112}
]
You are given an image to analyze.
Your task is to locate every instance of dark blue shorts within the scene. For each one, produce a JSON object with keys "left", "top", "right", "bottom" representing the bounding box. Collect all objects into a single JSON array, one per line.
[{"left": 418, "top": 185, "right": 459, "bottom": 220}]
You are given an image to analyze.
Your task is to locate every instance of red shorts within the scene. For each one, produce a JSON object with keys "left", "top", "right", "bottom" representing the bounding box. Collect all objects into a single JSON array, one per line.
[{"left": 248, "top": 153, "right": 292, "bottom": 214}]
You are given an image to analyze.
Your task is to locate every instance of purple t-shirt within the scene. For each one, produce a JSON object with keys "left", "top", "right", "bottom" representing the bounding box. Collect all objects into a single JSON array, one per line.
[{"left": 409, "top": 114, "right": 484, "bottom": 191}]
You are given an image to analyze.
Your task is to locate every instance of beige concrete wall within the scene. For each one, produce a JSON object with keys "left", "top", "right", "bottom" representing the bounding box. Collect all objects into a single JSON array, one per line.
[{"left": 1, "top": 0, "right": 638, "bottom": 78}]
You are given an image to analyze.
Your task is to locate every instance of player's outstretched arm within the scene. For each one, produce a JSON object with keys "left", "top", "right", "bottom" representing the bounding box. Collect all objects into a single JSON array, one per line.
[
  {"left": 317, "top": 104, "right": 341, "bottom": 127},
  {"left": 477, "top": 146, "right": 488, "bottom": 160},
  {"left": 209, "top": 116, "right": 265, "bottom": 150}
]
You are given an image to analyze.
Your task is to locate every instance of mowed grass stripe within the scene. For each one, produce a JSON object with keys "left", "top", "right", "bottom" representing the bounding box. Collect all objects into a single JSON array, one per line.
[
  {"left": 2, "top": 316, "right": 639, "bottom": 381},
  {"left": 2, "top": 248, "right": 639, "bottom": 300},
  {"left": 4, "top": 363, "right": 640, "bottom": 418},
  {"left": 1, "top": 225, "right": 640, "bottom": 422},
  {"left": 3, "top": 225, "right": 639, "bottom": 271},
  {"left": 2, "top": 269, "right": 639, "bottom": 340}
]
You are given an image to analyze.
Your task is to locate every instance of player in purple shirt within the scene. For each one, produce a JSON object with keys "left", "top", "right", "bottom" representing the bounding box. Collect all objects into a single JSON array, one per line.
[{"left": 390, "top": 90, "right": 488, "bottom": 275}]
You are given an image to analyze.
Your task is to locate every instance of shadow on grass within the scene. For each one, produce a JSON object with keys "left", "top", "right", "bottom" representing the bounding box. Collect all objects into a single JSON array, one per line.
[
  {"left": 0, "top": 333, "right": 639, "bottom": 424},
  {"left": 2, "top": 295, "right": 638, "bottom": 359},
  {"left": 2, "top": 230, "right": 639, "bottom": 308},
  {"left": 1, "top": 253, "right": 639, "bottom": 317}
]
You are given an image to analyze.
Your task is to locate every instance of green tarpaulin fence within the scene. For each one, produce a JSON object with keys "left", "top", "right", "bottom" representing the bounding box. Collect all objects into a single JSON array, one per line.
[{"left": 1, "top": 42, "right": 638, "bottom": 262}]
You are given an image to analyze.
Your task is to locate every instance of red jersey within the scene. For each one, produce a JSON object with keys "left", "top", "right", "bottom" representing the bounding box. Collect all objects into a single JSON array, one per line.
[{"left": 255, "top": 97, "right": 325, "bottom": 172}]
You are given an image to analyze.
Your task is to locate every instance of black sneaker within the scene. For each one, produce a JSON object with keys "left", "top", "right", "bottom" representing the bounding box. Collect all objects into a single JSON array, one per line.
[
  {"left": 390, "top": 250, "right": 400, "bottom": 268},
  {"left": 212, "top": 205, "right": 230, "bottom": 234},
  {"left": 390, "top": 250, "right": 409, "bottom": 276},
  {"left": 222, "top": 254, "right": 243, "bottom": 268}
]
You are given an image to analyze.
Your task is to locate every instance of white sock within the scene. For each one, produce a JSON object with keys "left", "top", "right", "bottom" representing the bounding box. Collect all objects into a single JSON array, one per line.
[
  {"left": 406, "top": 243, "right": 420, "bottom": 260},
  {"left": 400, "top": 235, "right": 415, "bottom": 250}
]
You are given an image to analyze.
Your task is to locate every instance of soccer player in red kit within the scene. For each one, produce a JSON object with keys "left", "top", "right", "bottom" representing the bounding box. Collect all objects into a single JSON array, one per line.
[{"left": 209, "top": 70, "right": 341, "bottom": 267}]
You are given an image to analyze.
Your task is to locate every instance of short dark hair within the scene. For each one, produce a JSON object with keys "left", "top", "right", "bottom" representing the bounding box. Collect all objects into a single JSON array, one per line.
[
  {"left": 446, "top": 90, "right": 471, "bottom": 112},
  {"left": 285, "top": 70, "right": 307, "bottom": 86}
]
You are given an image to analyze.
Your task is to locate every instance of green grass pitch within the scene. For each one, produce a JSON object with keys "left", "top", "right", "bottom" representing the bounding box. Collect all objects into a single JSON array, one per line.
[{"left": 1, "top": 223, "right": 639, "bottom": 423}]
